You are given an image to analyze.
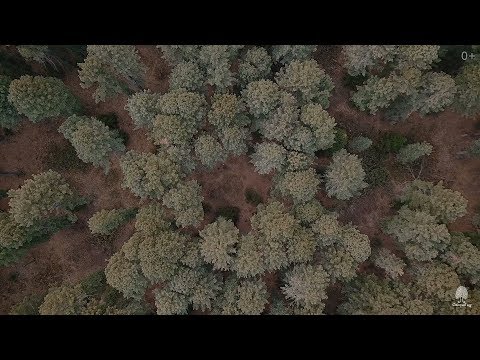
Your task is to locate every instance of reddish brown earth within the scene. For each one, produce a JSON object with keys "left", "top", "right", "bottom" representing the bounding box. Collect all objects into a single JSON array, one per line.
[{"left": 1, "top": 45, "right": 479, "bottom": 314}]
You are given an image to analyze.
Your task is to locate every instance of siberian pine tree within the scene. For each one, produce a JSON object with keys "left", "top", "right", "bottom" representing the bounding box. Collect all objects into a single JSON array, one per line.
[
  {"left": 194, "top": 134, "right": 227, "bottom": 169},
  {"left": 0, "top": 75, "right": 20, "bottom": 129},
  {"left": 158, "top": 45, "right": 201, "bottom": 66},
  {"left": 297, "top": 103, "right": 337, "bottom": 152},
  {"left": 275, "top": 60, "right": 334, "bottom": 107},
  {"left": 251, "top": 201, "right": 298, "bottom": 245},
  {"left": 199, "top": 217, "right": 240, "bottom": 271},
  {"left": 324, "top": 149, "right": 368, "bottom": 200},
  {"left": 441, "top": 234, "right": 480, "bottom": 284},
  {"left": 7, "top": 170, "right": 83, "bottom": 229},
  {"left": 338, "top": 274, "right": 434, "bottom": 315},
  {"left": 39, "top": 285, "right": 85, "bottom": 315},
  {"left": 87, "top": 208, "right": 135, "bottom": 236},
  {"left": 17, "top": 45, "right": 50, "bottom": 64},
  {"left": 78, "top": 45, "right": 145, "bottom": 103},
  {"left": 384, "top": 207, "right": 451, "bottom": 262},
  {"left": 400, "top": 180, "right": 468, "bottom": 224},
  {"left": 197, "top": 45, "right": 243, "bottom": 92},
  {"left": 0, "top": 212, "right": 32, "bottom": 250},
  {"left": 162, "top": 180, "right": 204, "bottom": 228},
  {"left": 285, "top": 151, "right": 313, "bottom": 172},
  {"left": 233, "top": 234, "right": 265, "bottom": 278},
  {"left": 371, "top": 248, "right": 406, "bottom": 279},
  {"left": 169, "top": 61, "right": 204, "bottom": 92},
  {"left": 342, "top": 45, "right": 396, "bottom": 76},
  {"left": 270, "top": 45, "right": 317, "bottom": 65},
  {"left": 238, "top": 47, "right": 272, "bottom": 85},
  {"left": 125, "top": 90, "right": 160, "bottom": 129},
  {"left": 214, "top": 277, "right": 268, "bottom": 315},
  {"left": 412, "top": 261, "right": 460, "bottom": 304},
  {"left": 119, "top": 150, "right": 184, "bottom": 199},
  {"left": 274, "top": 168, "right": 320, "bottom": 204},
  {"left": 8, "top": 75, "right": 80, "bottom": 122},
  {"left": 154, "top": 288, "right": 189, "bottom": 315},
  {"left": 281, "top": 263, "right": 329, "bottom": 314},
  {"left": 348, "top": 136, "right": 372, "bottom": 153},
  {"left": 104, "top": 251, "right": 148, "bottom": 300},
  {"left": 137, "top": 230, "right": 188, "bottom": 283},
  {"left": 454, "top": 62, "right": 480, "bottom": 117},
  {"left": 286, "top": 226, "right": 318, "bottom": 264},
  {"left": 59, "top": 115, "right": 125, "bottom": 173},
  {"left": 320, "top": 224, "right": 371, "bottom": 282},
  {"left": 208, "top": 93, "right": 246, "bottom": 129},
  {"left": 396, "top": 142, "right": 433, "bottom": 164},
  {"left": 218, "top": 125, "right": 250, "bottom": 156},
  {"left": 242, "top": 80, "right": 281, "bottom": 118},
  {"left": 156, "top": 89, "right": 207, "bottom": 124},
  {"left": 293, "top": 199, "right": 327, "bottom": 225},
  {"left": 260, "top": 91, "right": 298, "bottom": 142},
  {"left": 151, "top": 114, "right": 197, "bottom": 147},
  {"left": 250, "top": 142, "right": 287, "bottom": 175},
  {"left": 134, "top": 203, "right": 171, "bottom": 236}
]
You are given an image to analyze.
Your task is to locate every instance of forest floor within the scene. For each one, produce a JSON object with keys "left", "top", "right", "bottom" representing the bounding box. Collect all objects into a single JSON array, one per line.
[{"left": 0, "top": 45, "right": 479, "bottom": 314}]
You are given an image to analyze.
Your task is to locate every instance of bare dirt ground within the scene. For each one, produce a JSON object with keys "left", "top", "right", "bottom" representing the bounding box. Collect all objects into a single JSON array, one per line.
[
  {"left": 1, "top": 45, "right": 479, "bottom": 314},
  {"left": 192, "top": 154, "right": 274, "bottom": 234}
]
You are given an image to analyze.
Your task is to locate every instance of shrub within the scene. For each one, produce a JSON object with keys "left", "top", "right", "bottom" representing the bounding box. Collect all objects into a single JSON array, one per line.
[
  {"left": 245, "top": 188, "right": 263, "bottom": 206},
  {"left": 80, "top": 271, "right": 107, "bottom": 296},
  {"left": 327, "top": 128, "right": 348, "bottom": 155},
  {"left": 43, "top": 142, "right": 88, "bottom": 172},
  {"left": 97, "top": 113, "right": 119, "bottom": 129},
  {"left": 216, "top": 206, "right": 240, "bottom": 224},
  {"left": 377, "top": 132, "right": 408, "bottom": 154},
  {"left": 0, "top": 189, "right": 8, "bottom": 199}
]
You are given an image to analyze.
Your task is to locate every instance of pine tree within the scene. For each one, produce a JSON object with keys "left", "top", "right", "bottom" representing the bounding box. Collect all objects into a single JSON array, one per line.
[
  {"left": 125, "top": 90, "right": 160, "bottom": 129},
  {"left": 250, "top": 142, "right": 287, "bottom": 175},
  {"left": 59, "top": 115, "right": 125, "bottom": 173},
  {"left": 242, "top": 79, "right": 281, "bottom": 118},
  {"left": 162, "top": 180, "right": 204, "bottom": 228},
  {"left": 275, "top": 60, "right": 334, "bottom": 107},
  {"left": 281, "top": 263, "right": 329, "bottom": 314},
  {"left": 0, "top": 75, "right": 20, "bottom": 129},
  {"left": 194, "top": 134, "right": 227, "bottom": 169},
  {"left": 270, "top": 45, "right": 317, "bottom": 65},
  {"left": 78, "top": 45, "right": 145, "bottom": 103},
  {"left": 324, "top": 149, "right": 368, "bottom": 200},
  {"left": 441, "top": 234, "right": 480, "bottom": 284},
  {"left": 169, "top": 61, "right": 204, "bottom": 91},
  {"left": 7, "top": 170, "right": 83, "bottom": 229},
  {"left": 338, "top": 274, "right": 434, "bottom": 315},
  {"left": 371, "top": 248, "right": 406, "bottom": 279},
  {"left": 384, "top": 207, "right": 451, "bottom": 262},
  {"left": 199, "top": 218, "right": 239, "bottom": 271},
  {"left": 274, "top": 168, "right": 320, "bottom": 204},
  {"left": 104, "top": 251, "right": 148, "bottom": 300},
  {"left": 454, "top": 62, "right": 480, "bottom": 117},
  {"left": 39, "top": 285, "right": 85, "bottom": 315},
  {"left": 137, "top": 230, "right": 188, "bottom": 283},
  {"left": 396, "top": 142, "right": 433, "bottom": 164},
  {"left": 119, "top": 150, "right": 184, "bottom": 199},
  {"left": 8, "top": 75, "right": 80, "bottom": 122},
  {"left": 348, "top": 136, "right": 372, "bottom": 153},
  {"left": 238, "top": 47, "right": 272, "bottom": 85},
  {"left": 400, "top": 180, "right": 468, "bottom": 224},
  {"left": 88, "top": 208, "right": 135, "bottom": 236}
]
